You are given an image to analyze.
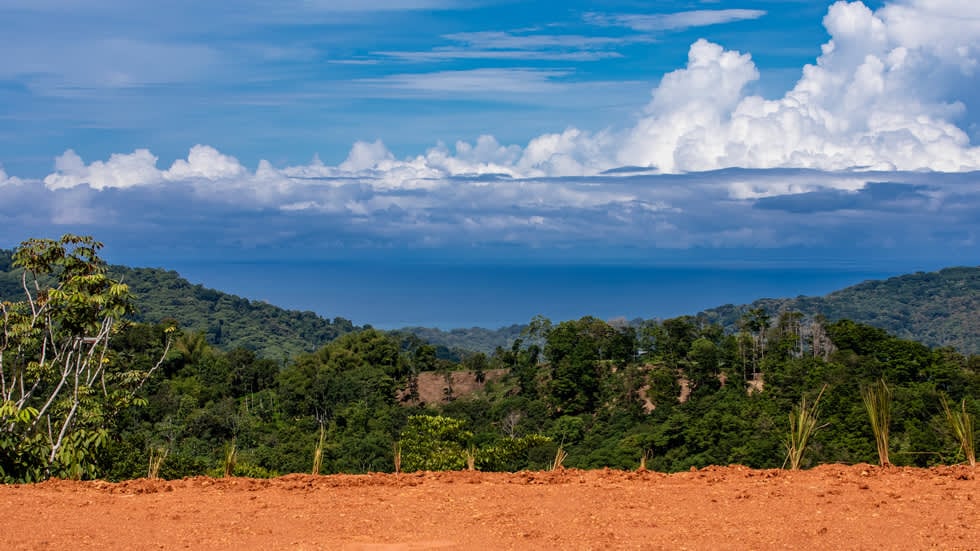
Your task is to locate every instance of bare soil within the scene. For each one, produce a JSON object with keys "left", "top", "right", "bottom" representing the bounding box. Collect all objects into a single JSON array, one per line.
[
  {"left": 406, "top": 369, "right": 509, "bottom": 405},
  {"left": 1, "top": 465, "right": 977, "bottom": 550}
]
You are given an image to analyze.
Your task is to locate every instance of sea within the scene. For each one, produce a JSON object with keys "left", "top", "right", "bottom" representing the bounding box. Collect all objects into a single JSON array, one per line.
[{"left": 154, "top": 260, "right": 905, "bottom": 329}]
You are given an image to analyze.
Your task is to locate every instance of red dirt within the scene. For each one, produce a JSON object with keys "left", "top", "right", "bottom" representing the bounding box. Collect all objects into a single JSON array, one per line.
[
  {"left": 1, "top": 465, "right": 977, "bottom": 550},
  {"left": 406, "top": 369, "right": 509, "bottom": 405}
]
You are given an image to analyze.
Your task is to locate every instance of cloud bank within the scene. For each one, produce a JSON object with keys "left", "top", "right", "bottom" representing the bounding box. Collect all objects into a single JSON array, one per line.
[{"left": 1, "top": 1, "right": 979, "bottom": 262}]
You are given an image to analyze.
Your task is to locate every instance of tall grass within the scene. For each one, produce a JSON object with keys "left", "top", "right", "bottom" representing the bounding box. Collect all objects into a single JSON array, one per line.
[
  {"left": 638, "top": 449, "right": 652, "bottom": 471},
  {"left": 862, "top": 379, "right": 892, "bottom": 467},
  {"left": 551, "top": 444, "right": 568, "bottom": 471},
  {"left": 223, "top": 440, "right": 238, "bottom": 477},
  {"left": 147, "top": 447, "right": 168, "bottom": 479},
  {"left": 941, "top": 395, "right": 976, "bottom": 467},
  {"left": 312, "top": 423, "right": 326, "bottom": 475},
  {"left": 784, "top": 385, "right": 827, "bottom": 470}
]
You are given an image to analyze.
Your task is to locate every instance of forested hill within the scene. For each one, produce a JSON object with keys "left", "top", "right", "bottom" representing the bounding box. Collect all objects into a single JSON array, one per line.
[
  {"left": 700, "top": 266, "right": 980, "bottom": 354},
  {"left": 0, "top": 252, "right": 359, "bottom": 360},
  {"left": 396, "top": 325, "right": 527, "bottom": 355},
  {"left": 119, "top": 267, "right": 361, "bottom": 359}
]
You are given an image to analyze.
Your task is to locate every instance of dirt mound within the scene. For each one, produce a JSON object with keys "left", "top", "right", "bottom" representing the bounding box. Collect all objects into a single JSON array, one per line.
[{"left": 2, "top": 465, "right": 976, "bottom": 549}]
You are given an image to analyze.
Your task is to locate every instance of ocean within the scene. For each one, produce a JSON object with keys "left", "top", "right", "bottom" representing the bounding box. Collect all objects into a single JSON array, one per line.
[{"left": 158, "top": 260, "right": 902, "bottom": 329}]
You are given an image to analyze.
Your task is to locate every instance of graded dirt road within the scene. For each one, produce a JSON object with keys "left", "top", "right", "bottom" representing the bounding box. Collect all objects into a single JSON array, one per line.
[{"left": 1, "top": 465, "right": 977, "bottom": 550}]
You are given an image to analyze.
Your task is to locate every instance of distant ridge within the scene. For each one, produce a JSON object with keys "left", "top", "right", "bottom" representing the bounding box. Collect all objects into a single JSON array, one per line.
[
  {"left": 114, "top": 266, "right": 360, "bottom": 359},
  {"left": 3, "top": 246, "right": 977, "bottom": 356},
  {"left": 699, "top": 266, "right": 980, "bottom": 354},
  {"left": 394, "top": 325, "right": 526, "bottom": 355},
  {"left": 0, "top": 250, "right": 358, "bottom": 360}
]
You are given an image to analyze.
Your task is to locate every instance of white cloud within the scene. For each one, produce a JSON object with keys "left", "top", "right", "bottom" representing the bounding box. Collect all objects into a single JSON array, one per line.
[
  {"left": 339, "top": 140, "right": 396, "bottom": 172},
  {"left": 164, "top": 145, "right": 247, "bottom": 181},
  {"left": 0, "top": 167, "right": 24, "bottom": 187},
  {"left": 617, "top": 0, "right": 980, "bottom": 173},
  {"left": 375, "top": 30, "right": 647, "bottom": 62},
  {"left": 357, "top": 0, "right": 980, "bottom": 176},
  {"left": 5, "top": 141, "right": 980, "bottom": 257},
  {"left": 43, "top": 149, "right": 161, "bottom": 190},
  {"left": 365, "top": 68, "right": 571, "bottom": 94},
  {"left": 587, "top": 9, "right": 767, "bottom": 32},
  {"left": 876, "top": 0, "right": 980, "bottom": 73}
]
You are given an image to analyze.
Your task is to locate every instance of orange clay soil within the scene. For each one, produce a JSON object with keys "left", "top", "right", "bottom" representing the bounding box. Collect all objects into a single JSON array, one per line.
[{"left": 1, "top": 464, "right": 977, "bottom": 550}]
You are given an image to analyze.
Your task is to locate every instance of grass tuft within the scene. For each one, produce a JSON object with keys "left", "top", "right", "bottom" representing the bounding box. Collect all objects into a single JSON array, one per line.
[
  {"left": 551, "top": 444, "right": 568, "bottom": 471},
  {"left": 147, "top": 447, "right": 168, "bottom": 479},
  {"left": 941, "top": 395, "right": 976, "bottom": 467},
  {"left": 784, "top": 385, "right": 827, "bottom": 470},
  {"left": 312, "top": 423, "right": 326, "bottom": 475},
  {"left": 223, "top": 440, "right": 237, "bottom": 478},
  {"left": 862, "top": 379, "right": 892, "bottom": 467}
]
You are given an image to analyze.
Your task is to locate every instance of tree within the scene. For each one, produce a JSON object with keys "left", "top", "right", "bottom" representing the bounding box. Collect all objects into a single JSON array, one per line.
[
  {"left": 739, "top": 308, "right": 770, "bottom": 377},
  {"left": 546, "top": 317, "right": 635, "bottom": 414},
  {"left": 0, "top": 235, "right": 172, "bottom": 481},
  {"left": 399, "top": 415, "right": 472, "bottom": 471},
  {"left": 685, "top": 337, "right": 721, "bottom": 394},
  {"left": 462, "top": 351, "right": 489, "bottom": 383}
]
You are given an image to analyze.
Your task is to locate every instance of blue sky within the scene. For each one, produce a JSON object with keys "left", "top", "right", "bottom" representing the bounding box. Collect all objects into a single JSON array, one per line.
[{"left": 1, "top": 0, "right": 979, "bottom": 326}]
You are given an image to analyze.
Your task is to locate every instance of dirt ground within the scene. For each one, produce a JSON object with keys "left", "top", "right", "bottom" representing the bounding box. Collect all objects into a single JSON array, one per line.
[{"left": 1, "top": 465, "right": 977, "bottom": 550}]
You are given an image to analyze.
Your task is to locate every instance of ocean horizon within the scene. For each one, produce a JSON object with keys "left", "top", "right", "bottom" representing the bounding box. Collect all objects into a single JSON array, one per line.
[{"left": 153, "top": 260, "right": 910, "bottom": 330}]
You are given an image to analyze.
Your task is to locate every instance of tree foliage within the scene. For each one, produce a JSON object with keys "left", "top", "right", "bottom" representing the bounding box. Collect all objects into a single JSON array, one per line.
[{"left": 0, "top": 235, "right": 172, "bottom": 481}]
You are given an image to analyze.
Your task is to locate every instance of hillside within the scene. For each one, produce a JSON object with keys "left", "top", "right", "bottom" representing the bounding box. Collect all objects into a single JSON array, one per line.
[
  {"left": 699, "top": 266, "right": 980, "bottom": 354},
  {"left": 119, "top": 266, "right": 360, "bottom": 359},
  {"left": 396, "top": 325, "right": 526, "bottom": 355},
  {"left": 0, "top": 252, "right": 359, "bottom": 359}
]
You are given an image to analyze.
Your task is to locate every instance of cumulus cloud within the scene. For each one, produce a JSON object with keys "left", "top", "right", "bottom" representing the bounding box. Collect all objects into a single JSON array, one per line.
[
  {"left": 618, "top": 1, "right": 980, "bottom": 172},
  {"left": 43, "top": 149, "right": 161, "bottom": 190},
  {"left": 0, "top": 166, "right": 24, "bottom": 187},
  {"left": 3, "top": 0, "right": 980, "bottom": 262},
  {"left": 8, "top": 141, "right": 978, "bottom": 257},
  {"left": 359, "top": 0, "right": 980, "bottom": 176},
  {"left": 164, "top": 145, "right": 247, "bottom": 181}
]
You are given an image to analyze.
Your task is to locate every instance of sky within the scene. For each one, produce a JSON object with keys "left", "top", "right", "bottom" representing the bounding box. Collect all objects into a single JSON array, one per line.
[{"left": 1, "top": 0, "right": 979, "bottom": 326}]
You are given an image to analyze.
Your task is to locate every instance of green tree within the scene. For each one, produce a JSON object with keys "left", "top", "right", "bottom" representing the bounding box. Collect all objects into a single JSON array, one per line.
[
  {"left": 399, "top": 415, "right": 472, "bottom": 471},
  {"left": 0, "top": 235, "right": 173, "bottom": 481},
  {"left": 546, "top": 317, "right": 635, "bottom": 414},
  {"left": 685, "top": 337, "right": 721, "bottom": 394}
]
